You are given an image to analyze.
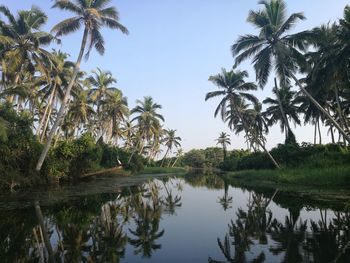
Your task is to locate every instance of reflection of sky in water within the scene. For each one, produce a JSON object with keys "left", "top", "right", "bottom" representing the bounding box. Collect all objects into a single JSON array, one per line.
[{"left": 0, "top": 174, "right": 349, "bottom": 262}]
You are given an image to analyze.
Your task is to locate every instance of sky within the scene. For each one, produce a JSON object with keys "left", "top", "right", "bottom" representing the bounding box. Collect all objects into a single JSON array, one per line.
[{"left": 2, "top": 0, "right": 349, "bottom": 152}]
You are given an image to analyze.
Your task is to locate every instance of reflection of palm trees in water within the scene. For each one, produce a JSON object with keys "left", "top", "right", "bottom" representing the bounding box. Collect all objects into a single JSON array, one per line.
[
  {"left": 304, "top": 210, "right": 350, "bottom": 263},
  {"left": 218, "top": 181, "right": 233, "bottom": 211},
  {"left": 209, "top": 192, "right": 275, "bottom": 262},
  {"left": 161, "top": 180, "right": 182, "bottom": 214},
  {"left": 91, "top": 202, "right": 128, "bottom": 262},
  {"left": 210, "top": 189, "right": 350, "bottom": 263},
  {"left": 128, "top": 192, "right": 164, "bottom": 258},
  {"left": 269, "top": 215, "right": 307, "bottom": 263}
]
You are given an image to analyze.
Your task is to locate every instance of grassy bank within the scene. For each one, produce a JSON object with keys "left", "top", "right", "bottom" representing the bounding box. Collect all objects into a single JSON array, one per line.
[
  {"left": 223, "top": 165, "right": 350, "bottom": 188},
  {"left": 139, "top": 167, "right": 188, "bottom": 175}
]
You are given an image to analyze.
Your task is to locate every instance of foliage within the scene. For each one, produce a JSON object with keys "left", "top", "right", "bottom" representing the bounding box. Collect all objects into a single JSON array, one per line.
[
  {"left": 233, "top": 143, "right": 350, "bottom": 171},
  {"left": 182, "top": 149, "right": 206, "bottom": 168},
  {"left": 0, "top": 104, "right": 43, "bottom": 189}
]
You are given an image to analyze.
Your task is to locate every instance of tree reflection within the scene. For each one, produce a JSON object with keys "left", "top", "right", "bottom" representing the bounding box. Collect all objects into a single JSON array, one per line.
[
  {"left": 218, "top": 181, "right": 233, "bottom": 211},
  {"left": 304, "top": 210, "right": 350, "bottom": 263},
  {"left": 161, "top": 180, "right": 182, "bottom": 214},
  {"left": 269, "top": 216, "right": 307, "bottom": 263},
  {"left": 210, "top": 189, "right": 350, "bottom": 263},
  {"left": 209, "top": 192, "right": 274, "bottom": 262}
]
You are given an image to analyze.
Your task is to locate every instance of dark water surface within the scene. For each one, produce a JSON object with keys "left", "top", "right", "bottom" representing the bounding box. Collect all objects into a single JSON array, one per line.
[{"left": 1, "top": 172, "right": 350, "bottom": 263}]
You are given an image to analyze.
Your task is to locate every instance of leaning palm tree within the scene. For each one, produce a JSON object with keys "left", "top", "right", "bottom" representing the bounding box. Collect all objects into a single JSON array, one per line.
[
  {"left": 160, "top": 129, "right": 182, "bottom": 167},
  {"left": 216, "top": 132, "right": 231, "bottom": 160},
  {"left": 36, "top": 0, "right": 129, "bottom": 171},
  {"left": 171, "top": 148, "right": 183, "bottom": 167},
  {"left": 231, "top": 0, "right": 350, "bottom": 143},
  {"left": 206, "top": 68, "right": 280, "bottom": 168}
]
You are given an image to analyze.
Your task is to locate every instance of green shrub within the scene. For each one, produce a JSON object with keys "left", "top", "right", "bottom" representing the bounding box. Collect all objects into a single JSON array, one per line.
[
  {"left": 182, "top": 149, "right": 206, "bottom": 168},
  {"left": 0, "top": 104, "right": 43, "bottom": 189}
]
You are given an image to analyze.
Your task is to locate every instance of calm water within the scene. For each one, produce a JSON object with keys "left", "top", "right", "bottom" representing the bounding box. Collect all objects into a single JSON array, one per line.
[{"left": 1, "top": 172, "right": 350, "bottom": 263}]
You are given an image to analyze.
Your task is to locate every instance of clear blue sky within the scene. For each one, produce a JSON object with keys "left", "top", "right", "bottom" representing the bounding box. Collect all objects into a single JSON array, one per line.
[{"left": 2, "top": 0, "right": 349, "bottom": 151}]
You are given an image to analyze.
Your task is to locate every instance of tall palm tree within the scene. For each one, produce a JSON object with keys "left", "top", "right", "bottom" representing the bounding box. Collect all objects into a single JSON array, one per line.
[
  {"left": 231, "top": 0, "right": 350, "bottom": 143},
  {"left": 263, "top": 82, "right": 301, "bottom": 141},
  {"left": 36, "top": 0, "right": 129, "bottom": 171},
  {"left": 160, "top": 129, "right": 181, "bottom": 167},
  {"left": 206, "top": 68, "right": 280, "bottom": 168},
  {"left": 216, "top": 132, "right": 231, "bottom": 160}
]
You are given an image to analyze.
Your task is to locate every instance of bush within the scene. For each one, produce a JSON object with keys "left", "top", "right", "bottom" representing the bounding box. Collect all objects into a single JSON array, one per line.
[
  {"left": 46, "top": 133, "right": 103, "bottom": 180},
  {"left": 0, "top": 104, "right": 43, "bottom": 189},
  {"left": 229, "top": 143, "right": 350, "bottom": 171},
  {"left": 182, "top": 149, "right": 206, "bottom": 168}
]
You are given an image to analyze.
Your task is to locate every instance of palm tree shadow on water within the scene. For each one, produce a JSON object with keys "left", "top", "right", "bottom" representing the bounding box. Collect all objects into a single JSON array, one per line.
[{"left": 208, "top": 189, "right": 350, "bottom": 263}]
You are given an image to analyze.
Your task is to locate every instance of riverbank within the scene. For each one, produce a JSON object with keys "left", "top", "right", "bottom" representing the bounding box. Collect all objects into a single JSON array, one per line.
[
  {"left": 138, "top": 167, "right": 188, "bottom": 175},
  {"left": 223, "top": 165, "right": 350, "bottom": 188}
]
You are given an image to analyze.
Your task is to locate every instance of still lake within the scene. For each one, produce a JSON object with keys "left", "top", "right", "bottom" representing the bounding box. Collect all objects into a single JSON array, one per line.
[{"left": 0, "top": 172, "right": 349, "bottom": 263}]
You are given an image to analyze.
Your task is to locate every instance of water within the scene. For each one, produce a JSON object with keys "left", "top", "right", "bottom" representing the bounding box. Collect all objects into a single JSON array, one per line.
[{"left": 0, "top": 172, "right": 350, "bottom": 263}]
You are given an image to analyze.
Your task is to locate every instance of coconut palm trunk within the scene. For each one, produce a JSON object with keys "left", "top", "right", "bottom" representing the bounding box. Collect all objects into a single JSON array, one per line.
[
  {"left": 34, "top": 201, "right": 55, "bottom": 263},
  {"left": 171, "top": 156, "right": 180, "bottom": 167},
  {"left": 334, "top": 87, "right": 350, "bottom": 145},
  {"left": 274, "top": 78, "right": 291, "bottom": 140},
  {"left": 37, "top": 84, "right": 56, "bottom": 138},
  {"left": 317, "top": 118, "right": 322, "bottom": 144},
  {"left": 291, "top": 73, "right": 350, "bottom": 144},
  {"left": 36, "top": 28, "right": 88, "bottom": 171},
  {"left": 160, "top": 147, "right": 170, "bottom": 167},
  {"left": 234, "top": 105, "right": 280, "bottom": 169}
]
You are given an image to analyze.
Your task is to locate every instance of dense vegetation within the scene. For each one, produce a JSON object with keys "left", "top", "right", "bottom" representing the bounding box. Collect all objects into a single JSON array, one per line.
[
  {"left": 203, "top": 0, "right": 350, "bottom": 173},
  {"left": 2, "top": 0, "right": 350, "bottom": 190},
  {"left": 0, "top": 1, "right": 182, "bottom": 190}
]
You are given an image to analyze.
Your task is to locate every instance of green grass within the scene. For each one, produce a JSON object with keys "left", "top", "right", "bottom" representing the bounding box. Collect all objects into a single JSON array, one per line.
[
  {"left": 224, "top": 165, "right": 350, "bottom": 188},
  {"left": 140, "top": 167, "right": 188, "bottom": 175}
]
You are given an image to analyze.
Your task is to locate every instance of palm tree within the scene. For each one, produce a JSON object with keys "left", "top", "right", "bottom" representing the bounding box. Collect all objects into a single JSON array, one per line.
[
  {"left": 36, "top": 50, "right": 74, "bottom": 140},
  {"left": 206, "top": 68, "right": 280, "bottom": 168},
  {"left": 121, "top": 120, "right": 136, "bottom": 149},
  {"left": 171, "top": 148, "right": 183, "bottom": 167},
  {"left": 263, "top": 81, "right": 301, "bottom": 141},
  {"left": 88, "top": 68, "right": 118, "bottom": 112},
  {"left": 231, "top": 0, "right": 350, "bottom": 143},
  {"left": 131, "top": 96, "right": 164, "bottom": 153},
  {"left": 216, "top": 132, "right": 231, "bottom": 160},
  {"left": 67, "top": 89, "right": 95, "bottom": 136},
  {"left": 160, "top": 129, "right": 181, "bottom": 167},
  {"left": 100, "top": 89, "right": 129, "bottom": 144},
  {"left": 0, "top": 6, "right": 54, "bottom": 103},
  {"left": 244, "top": 102, "right": 270, "bottom": 151},
  {"left": 36, "top": 0, "right": 129, "bottom": 171}
]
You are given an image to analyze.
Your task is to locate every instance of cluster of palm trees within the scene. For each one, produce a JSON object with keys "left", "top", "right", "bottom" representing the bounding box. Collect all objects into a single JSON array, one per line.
[
  {"left": 207, "top": 0, "right": 350, "bottom": 168},
  {"left": 0, "top": 0, "right": 181, "bottom": 168}
]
